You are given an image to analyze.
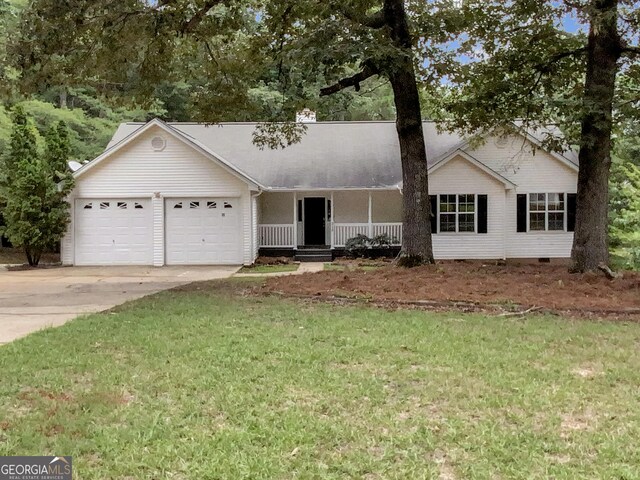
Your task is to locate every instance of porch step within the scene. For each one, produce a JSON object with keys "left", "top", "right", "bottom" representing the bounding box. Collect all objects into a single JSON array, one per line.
[{"left": 295, "top": 249, "right": 333, "bottom": 262}]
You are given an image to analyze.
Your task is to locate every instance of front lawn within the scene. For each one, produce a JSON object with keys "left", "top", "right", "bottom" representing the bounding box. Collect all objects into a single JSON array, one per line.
[
  {"left": 324, "top": 262, "right": 382, "bottom": 272},
  {"left": 1, "top": 280, "right": 640, "bottom": 478}
]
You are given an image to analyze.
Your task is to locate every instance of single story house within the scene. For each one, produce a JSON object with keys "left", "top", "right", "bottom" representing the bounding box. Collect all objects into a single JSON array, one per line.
[{"left": 61, "top": 118, "right": 578, "bottom": 266}]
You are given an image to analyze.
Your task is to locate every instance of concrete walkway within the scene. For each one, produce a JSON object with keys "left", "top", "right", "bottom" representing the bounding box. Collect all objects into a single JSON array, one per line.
[
  {"left": 234, "top": 262, "right": 324, "bottom": 278},
  {"left": 0, "top": 265, "right": 238, "bottom": 344}
]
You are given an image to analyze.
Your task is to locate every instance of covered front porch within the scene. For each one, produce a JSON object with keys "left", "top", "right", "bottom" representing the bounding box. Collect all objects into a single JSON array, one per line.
[{"left": 257, "top": 190, "right": 403, "bottom": 250}]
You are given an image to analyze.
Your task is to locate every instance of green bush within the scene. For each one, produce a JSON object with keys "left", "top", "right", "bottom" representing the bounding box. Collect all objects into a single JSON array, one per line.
[
  {"left": 344, "top": 233, "right": 398, "bottom": 258},
  {"left": 609, "top": 161, "right": 640, "bottom": 270}
]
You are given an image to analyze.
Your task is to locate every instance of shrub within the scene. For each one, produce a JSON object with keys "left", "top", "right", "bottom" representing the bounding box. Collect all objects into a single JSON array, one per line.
[
  {"left": 345, "top": 233, "right": 399, "bottom": 258},
  {"left": 345, "top": 234, "right": 370, "bottom": 258}
]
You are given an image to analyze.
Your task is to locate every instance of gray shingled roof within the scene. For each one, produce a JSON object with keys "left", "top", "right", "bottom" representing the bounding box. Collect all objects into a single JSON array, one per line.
[
  {"left": 108, "top": 121, "right": 465, "bottom": 189},
  {"left": 106, "top": 121, "right": 577, "bottom": 189}
]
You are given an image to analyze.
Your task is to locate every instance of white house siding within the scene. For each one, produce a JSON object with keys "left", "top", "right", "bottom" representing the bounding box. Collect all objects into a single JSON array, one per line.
[
  {"left": 371, "top": 190, "right": 403, "bottom": 223},
  {"left": 429, "top": 156, "right": 506, "bottom": 259},
  {"left": 65, "top": 126, "right": 253, "bottom": 265},
  {"left": 152, "top": 196, "right": 164, "bottom": 267},
  {"left": 259, "top": 192, "right": 293, "bottom": 224},
  {"left": 60, "top": 201, "right": 74, "bottom": 265},
  {"left": 333, "top": 191, "right": 369, "bottom": 223},
  {"left": 468, "top": 135, "right": 578, "bottom": 258}
]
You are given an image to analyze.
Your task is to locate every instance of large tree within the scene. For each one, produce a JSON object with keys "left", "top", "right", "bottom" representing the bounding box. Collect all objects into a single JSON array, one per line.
[
  {"left": 0, "top": 108, "right": 74, "bottom": 265},
  {"left": 11, "top": 0, "right": 463, "bottom": 266},
  {"left": 256, "top": 0, "right": 461, "bottom": 265},
  {"left": 444, "top": 0, "right": 640, "bottom": 272}
]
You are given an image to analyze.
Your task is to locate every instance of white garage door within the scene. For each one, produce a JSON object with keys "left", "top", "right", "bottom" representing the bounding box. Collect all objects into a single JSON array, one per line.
[
  {"left": 75, "top": 199, "right": 153, "bottom": 265},
  {"left": 165, "top": 198, "right": 242, "bottom": 265}
]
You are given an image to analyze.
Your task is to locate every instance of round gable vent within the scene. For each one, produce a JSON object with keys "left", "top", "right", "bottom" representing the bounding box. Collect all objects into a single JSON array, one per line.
[{"left": 151, "top": 135, "right": 166, "bottom": 151}]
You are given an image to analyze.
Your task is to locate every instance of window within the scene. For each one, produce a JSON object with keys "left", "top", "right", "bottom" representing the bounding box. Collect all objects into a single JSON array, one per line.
[
  {"left": 189, "top": 201, "right": 200, "bottom": 209},
  {"left": 134, "top": 202, "right": 144, "bottom": 209},
  {"left": 224, "top": 202, "right": 233, "bottom": 209},
  {"left": 439, "top": 194, "right": 476, "bottom": 233},
  {"left": 528, "top": 193, "right": 565, "bottom": 231},
  {"left": 207, "top": 201, "right": 217, "bottom": 209},
  {"left": 117, "top": 202, "right": 127, "bottom": 209},
  {"left": 173, "top": 202, "right": 183, "bottom": 209},
  {"left": 83, "top": 202, "right": 93, "bottom": 209},
  {"left": 99, "top": 202, "right": 110, "bottom": 210}
]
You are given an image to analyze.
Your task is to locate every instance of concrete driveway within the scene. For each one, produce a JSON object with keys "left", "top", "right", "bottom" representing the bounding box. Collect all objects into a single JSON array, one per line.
[{"left": 0, "top": 265, "right": 239, "bottom": 344}]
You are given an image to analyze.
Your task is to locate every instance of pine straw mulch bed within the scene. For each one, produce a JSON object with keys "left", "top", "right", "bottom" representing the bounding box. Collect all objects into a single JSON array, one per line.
[{"left": 262, "top": 261, "right": 640, "bottom": 320}]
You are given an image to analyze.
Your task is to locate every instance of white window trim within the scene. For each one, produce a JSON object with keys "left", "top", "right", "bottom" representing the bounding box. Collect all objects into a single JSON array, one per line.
[
  {"left": 526, "top": 193, "right": 567, "bottom": 233},
  {"left": 437, "top": 194, "right": 477, "bottom": 234}
]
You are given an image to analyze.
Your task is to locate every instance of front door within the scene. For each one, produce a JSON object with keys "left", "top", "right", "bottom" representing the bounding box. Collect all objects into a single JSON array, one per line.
[{"left": 304, "top": 197, "right": 326, "bottom": 246}]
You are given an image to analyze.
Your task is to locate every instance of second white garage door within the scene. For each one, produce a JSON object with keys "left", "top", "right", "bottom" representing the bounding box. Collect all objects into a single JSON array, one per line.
[{"left": 165, "top": 198, "right": 243, "bottom": 265}]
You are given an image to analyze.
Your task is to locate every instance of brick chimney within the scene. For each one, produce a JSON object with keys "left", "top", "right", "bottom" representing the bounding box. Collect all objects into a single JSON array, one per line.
[{"left": 296, "top": 108, "right": 316, "bottom": 123}]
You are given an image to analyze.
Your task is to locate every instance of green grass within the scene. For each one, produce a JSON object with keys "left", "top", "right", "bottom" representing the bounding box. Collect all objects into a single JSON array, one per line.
[
  {"left": 238, "top": 263, "right": 299, "bottom": 274},
  {"left": 324, "top": 262, "right": 345, "bottom": 271},
  {"left": 2, "top": 280, "right": 640, "bottom": 479}
]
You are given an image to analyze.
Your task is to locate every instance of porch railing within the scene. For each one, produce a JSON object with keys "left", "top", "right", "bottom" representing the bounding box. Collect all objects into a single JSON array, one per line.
[
  {"left": 258, "top": 224, "right": 294, "bottom": 247},
  {"left": 332, "top": 223, "right": 369, "bottom": 247},
  {"left": 372, "top": 223, "right": 403, "bottom": 245},
  {"left": 259, "top": 222, "right": 403, "bottom": 248},
  {"left": 333, "top": 223, "right": 402, "bottom": 247}
]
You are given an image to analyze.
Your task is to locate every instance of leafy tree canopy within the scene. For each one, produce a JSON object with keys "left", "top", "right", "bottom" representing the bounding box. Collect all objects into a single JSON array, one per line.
[{"left": 0, "top": 107, "right": 74, "bottom": 265}]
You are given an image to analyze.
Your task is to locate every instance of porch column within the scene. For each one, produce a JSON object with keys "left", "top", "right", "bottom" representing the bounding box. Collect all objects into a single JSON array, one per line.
[
  {"left": 293, "top": 192, "right": 298, "bottom": 248},
  {"left": 368, "top": 191, "right": 373, "bottom": 238},
  {"left": 330, "top": 191, "right": 335, "bottom": 248}
]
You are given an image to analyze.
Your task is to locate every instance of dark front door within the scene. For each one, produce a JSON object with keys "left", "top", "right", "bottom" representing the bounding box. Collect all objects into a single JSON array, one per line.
[{"left": 304, "top": 197, "right": 326, "bottom": 246}]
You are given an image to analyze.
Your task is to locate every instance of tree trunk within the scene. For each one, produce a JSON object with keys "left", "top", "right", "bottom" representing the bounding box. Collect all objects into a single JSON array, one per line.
[
  {"left": 570, "top": 0, "right": 621, "bottom": 272},
  {"left": 25, "top": 247, "right": 34, "bottom": 266},
  {"left": 384, "top": 0, "right": 434, "bottom": 266},
  {"left": 59, "top": 88, "right": 67, "bottom": 109}
]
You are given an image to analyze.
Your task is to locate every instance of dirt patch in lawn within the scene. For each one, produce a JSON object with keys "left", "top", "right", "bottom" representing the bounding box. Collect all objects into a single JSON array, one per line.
[
  {"left": 263, "top": 262, "right": 640, "bottom": 318},
  {"left": 0, "top": 247, "right": 60, "bottom": 266}
]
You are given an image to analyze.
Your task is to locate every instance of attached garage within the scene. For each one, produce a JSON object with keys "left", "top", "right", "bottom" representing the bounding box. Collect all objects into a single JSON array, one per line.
[
  {"left": 165, "top": 197, "right": 242, "bottom": 265},
  {"left": 61, "top": 120, "right": 260, "bottom": 267},
  {"left": 74, "top": 198, "right": 153, "bottom": 265}
]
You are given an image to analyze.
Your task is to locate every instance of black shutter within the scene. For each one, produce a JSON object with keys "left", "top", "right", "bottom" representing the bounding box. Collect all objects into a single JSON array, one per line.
[
  {"left": 517, "top": 194, "right": 527, "bottom": 232},
  {"left": 567, "top": 193, "right": 576, "bottom": 232},
  {"left": 477, "top": 195, "right": 488, "bottom": 234},
  {"left": 429, "top": 195, "right": 437, "bottom": 234}
]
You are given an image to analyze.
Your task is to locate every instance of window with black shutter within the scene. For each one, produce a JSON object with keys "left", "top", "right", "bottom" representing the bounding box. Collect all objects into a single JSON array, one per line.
[{"left": 518, "top": 193, "right": 572, "bottom": 232}]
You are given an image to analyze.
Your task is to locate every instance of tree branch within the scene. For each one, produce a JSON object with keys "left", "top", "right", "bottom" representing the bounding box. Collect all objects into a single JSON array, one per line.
[
  {"left": 339, "top": 8, "right": 386, "bottom": 29},
  {"left": 534, "top": 47, "right": 587, "bottom": 72},
  {"left": 320, "top": 63, "right": 380, "bottom": 96},
  {"left": 621, "top": 45, "right": 640, "bottom": 56},
  {"left": 181, "top": 0, "right": 225, "bottom": 34}
]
